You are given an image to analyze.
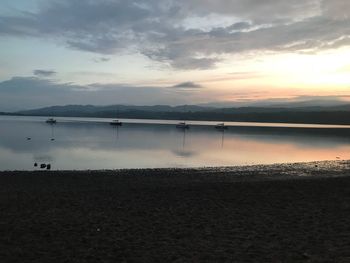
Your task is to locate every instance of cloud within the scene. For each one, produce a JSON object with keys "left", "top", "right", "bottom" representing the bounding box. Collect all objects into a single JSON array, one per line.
[
  {"left": 0, "top": 0, "right": 349, "bottom": 69},
  {"left": 171, "top": 82, "right": 203, "bottom": 89},
  {"left": 227, "top": 22, "right": 252, "bottom": 31},
  {"left": 0, "top": 76, "right": 349, "bottom": 111},
  {"left": 33, "top": 69, "right": 56, "bottom": 77},
  {"left": 0, "top": 76, "right": 198, "bottom": 111},
  {"left": 93, "top": 57, "right": 110, "bottom": 63},
  {"left": 183, "top": 0, "right": 321, "bottom": 22},
  {"left": 321, "top": 0, "right": 350, "bottom": 20}
]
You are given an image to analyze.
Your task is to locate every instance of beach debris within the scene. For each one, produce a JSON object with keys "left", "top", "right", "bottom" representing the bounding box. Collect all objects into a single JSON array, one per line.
[
  {"left": 26, "top": 137, "right": 31, "bottom": 140},
  {"left": 336, "top": 157, "right": 340, "bottom": 159},
  {"left": 34, "top": 162, "right": 38, "bottom": 167},
  {"left": 46, "top": 164, "right": 51, "bottom": 170},
  {"left": 40, "top": 163, "right": 47, "bottom": 169},
  {"left": 51, "top": 138, "right": 55, "bottom": 141},
  {"left": 302, "top": 252, "right": 311, "bottom": 259}
]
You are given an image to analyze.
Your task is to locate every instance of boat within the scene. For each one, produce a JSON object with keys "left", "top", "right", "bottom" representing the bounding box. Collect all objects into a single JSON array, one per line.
[
  {"left": 46, "top": 118, "right": 57, "bottom": 124},
  {"left": 176, "top": 122, "right": 189, "bottom": 129},
  {"left": 110, "top": 119, "right": 122, "bottom": 126},
  {"left": 110, "top": 106, "right": 123, "bottom": 126},
  {"left": 215, "top": 123, "right": 228, "bottom": 130}
]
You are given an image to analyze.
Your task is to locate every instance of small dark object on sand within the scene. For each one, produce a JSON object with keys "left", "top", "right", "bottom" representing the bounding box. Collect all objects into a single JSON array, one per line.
[
  {"left": 51, "top": 138, "right": 55, "bottom": 141},
  {"left": 302, "top": 252, "right": 311, "bottom": 259},
  {"left": 26, "top": 137, "right": 31, "bottom": 140},
  {"left": 46, "top": 164, "right": 51, "bottom": 170},
  {"left": 34, "top": 163, "right": 38, "bottom": 167},
  {"left": 315, "top": 165, "right": 318, "bottom": 167},
  {"left": 40, "top": 164, "right": 47, "bottom": 169}
]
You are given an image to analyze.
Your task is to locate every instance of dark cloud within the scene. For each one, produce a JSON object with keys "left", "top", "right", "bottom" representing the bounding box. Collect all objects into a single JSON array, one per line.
[
  {"left": 0, "top": 0, "right": 349, "bottom": 69},
  {"left": 171, "top": 82, "right": 203, "bottom": 89},
  {"left": 0, "top": 77, "right": 194, "bottom": 111},
  {"left": 0, "top": 76, "right": 348, "bottom": 111},
  {"left": 171, "top": 57, "right": 219, "bottom": 70},
  {"left": 227, "top": 22, "right": 252, "bottom": 31},
  {"left": 33, "top": 69, "right": 56, "bottom": 77},
  {"left": 0, "top": 77, "right": 71, "bottom": 94}
]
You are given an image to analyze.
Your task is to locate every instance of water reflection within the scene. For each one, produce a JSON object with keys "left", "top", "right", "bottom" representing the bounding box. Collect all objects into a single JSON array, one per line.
[
  {"left": 217, "top": 129, "right": 225, "bottom": 148},
  {"left": 112, "top": 125, "right": 120, "bottom": 145},
  {"left": 0, "top": 116, "right": 350, "bottom": 170},
  {"left": 50, "top": 123, "right": 56, "bottom": 141},
  {"left": 172, "top": 129, "right": 197, "bottom": 158}
]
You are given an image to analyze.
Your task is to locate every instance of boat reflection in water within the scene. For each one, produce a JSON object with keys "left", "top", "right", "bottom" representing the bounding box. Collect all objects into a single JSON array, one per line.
[
  {"left": 110, "top": 120, "right": 122, "bottom": 126},
  {"left": 215, "top": 123, "right": 228, "bottom": 130}
]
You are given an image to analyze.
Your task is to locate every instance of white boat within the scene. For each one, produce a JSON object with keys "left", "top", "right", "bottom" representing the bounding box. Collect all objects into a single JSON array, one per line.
[
  {"left": 176, "top": 122, "right": 189, "bottom": 129},
  {"left": 215, "top": 123, "right": 228, "bottom": 130},
  {"left": 110, "top": 119, "right": 122, "bottom": 126},
  {"left": 46, "top": 118, "right": 57, "bottom": 124},
  {"left": 110, "top": 106, "right": 123, "bottom": 126}
]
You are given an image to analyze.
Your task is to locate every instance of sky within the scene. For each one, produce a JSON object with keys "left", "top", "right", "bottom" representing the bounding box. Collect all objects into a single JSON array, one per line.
[{"left": 0, "top": 0, "right": 349, "bottom": 111}]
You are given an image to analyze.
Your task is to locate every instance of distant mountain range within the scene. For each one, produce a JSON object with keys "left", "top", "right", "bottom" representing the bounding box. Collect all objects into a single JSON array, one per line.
[
  {"left": 1, "top": 102, "right": 350, "bottom": 125},
  {"left": 15, "top": 104, "right": 215, "bottom": 115},
  {"left": 12, "top": 103, "right": 350, "bottom": 114}
]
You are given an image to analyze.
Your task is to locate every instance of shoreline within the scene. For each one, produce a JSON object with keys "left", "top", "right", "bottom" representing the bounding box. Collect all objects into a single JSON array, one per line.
[
  {"left": 1, "top": 160, "right": 350, "bottom": 262},
  {"left": 3, "top": 113, "right": 350, "bottom": 127},
  {"left": 3, "top": 114, "right": 350, "bottom": 129},
  {"left": 1, "top": 159, "right": 350, "bottom": 181}
]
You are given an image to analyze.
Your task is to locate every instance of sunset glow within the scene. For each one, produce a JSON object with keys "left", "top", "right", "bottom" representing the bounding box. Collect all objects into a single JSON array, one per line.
[{"left": 0, "top": 0, "right": 349, "bottom": 110}]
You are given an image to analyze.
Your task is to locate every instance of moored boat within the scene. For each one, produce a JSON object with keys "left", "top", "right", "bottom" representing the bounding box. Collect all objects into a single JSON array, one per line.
[
  {"left": 176, "top": 122, "right": 189, "bottom": 129},
  {"left": 110, "top": 119, "right": 122, "bottom": 126},
  {"left": 46, "top": 118, "right": 57, "bottom": 124},
  {"left": 215, "top": 123, "right": 228, "bottom": 130}
]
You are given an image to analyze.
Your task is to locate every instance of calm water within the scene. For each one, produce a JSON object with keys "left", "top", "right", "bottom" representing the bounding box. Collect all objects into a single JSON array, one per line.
[{"left": 1, "top": 116, "right": 350, "bottom": 170}]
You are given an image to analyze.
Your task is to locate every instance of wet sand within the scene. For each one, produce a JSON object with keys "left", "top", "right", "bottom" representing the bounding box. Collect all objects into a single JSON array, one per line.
[{"left": 1, "top": 160, "right": 350, "bottom": 262}]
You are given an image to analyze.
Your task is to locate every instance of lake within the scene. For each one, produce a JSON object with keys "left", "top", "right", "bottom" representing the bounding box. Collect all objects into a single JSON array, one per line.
[{"left": 1, "top": 116, "right": 350, "bottom": 170}]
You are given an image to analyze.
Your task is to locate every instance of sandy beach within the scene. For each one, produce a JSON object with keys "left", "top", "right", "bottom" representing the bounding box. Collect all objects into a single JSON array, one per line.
[{"left": 1, "top": 160, "right": 350, "bottom": 262}]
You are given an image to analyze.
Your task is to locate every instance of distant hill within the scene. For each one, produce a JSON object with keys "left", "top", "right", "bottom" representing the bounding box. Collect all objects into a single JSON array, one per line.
[
  {"left": 3, "top": 103, "right": 350, "bottom": 125},
  {"left": 14, "top": 104, "right": 213, "bottom": 116}
]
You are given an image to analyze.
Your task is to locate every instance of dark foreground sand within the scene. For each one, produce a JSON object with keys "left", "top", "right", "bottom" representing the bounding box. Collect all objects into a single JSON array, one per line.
[{"left": 1, "top": 161, "right": 350, "bottom": 262}]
